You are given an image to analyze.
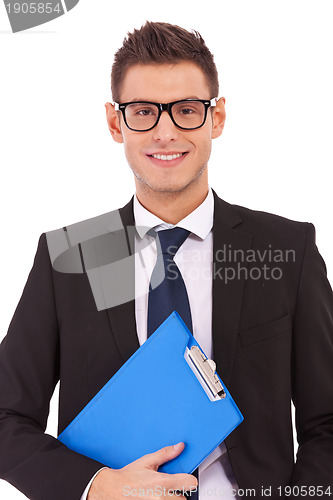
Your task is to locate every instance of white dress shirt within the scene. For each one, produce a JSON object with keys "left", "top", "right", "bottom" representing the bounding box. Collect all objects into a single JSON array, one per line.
[{"left": 81, "top": 188, "right": 239, "bottom": 499}]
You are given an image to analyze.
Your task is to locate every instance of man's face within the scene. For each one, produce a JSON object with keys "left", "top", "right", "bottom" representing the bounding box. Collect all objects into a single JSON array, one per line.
[{"left": 106, "top": 62, "right": 225, "bottom": 195}]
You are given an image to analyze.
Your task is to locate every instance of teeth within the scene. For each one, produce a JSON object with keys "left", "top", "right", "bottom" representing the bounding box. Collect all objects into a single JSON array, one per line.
[{"left": 152, "top": 153, "right": 184, "bottom": 161}]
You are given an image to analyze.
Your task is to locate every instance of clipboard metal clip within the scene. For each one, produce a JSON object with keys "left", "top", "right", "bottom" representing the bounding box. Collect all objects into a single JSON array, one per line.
[{"left": 188, "top": 346, "right": 226, "bottom": 399}]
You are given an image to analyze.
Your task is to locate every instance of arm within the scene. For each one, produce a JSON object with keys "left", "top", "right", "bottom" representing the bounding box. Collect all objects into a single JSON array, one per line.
[
  {"left": 86, "top": 444, "right": 197, "bottom": 500},
  {"left": 0, "top": 235, "right": 197, "bottom": 500},
  {"left": 81, "top": 468, "right": 109, "bottom": 500},
  {"left": 0, "top": 234, "right": 104, "bottom": 499},
  {"left": 291, "top": 223, "right": 333, "bottom": 493}
]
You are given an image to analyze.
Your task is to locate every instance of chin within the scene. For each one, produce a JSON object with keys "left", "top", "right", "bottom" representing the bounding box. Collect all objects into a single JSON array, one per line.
[
  {"left": 144, "top": 177, "right": 200, "bottom": 195},
  {"left": 133, "top": 164, "right": 207, "bottom": 195}
]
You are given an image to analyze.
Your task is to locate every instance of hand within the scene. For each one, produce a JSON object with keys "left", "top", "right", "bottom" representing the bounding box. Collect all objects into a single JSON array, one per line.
[{"left": 87, "top": 442, "right": 197, "bottom": 500}]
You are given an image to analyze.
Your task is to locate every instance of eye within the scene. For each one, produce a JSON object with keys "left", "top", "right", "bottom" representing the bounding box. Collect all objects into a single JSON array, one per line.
[
  {"left": 179, "top": 108, "right": 194, "bottom": 115},
  {"left": 127, "top": 104, "right": 158, "bottom": 117},
  {"left": 137, "top": 108, "right": 155, "bottom": 116},
  {"left": 174, "top": 102, "right": 202, "bottom": 116}
]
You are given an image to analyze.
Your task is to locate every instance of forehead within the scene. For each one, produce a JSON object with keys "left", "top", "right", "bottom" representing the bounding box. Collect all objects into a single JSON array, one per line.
[{"left": 119, "top": 62, "right": 211, "bottom": 103}]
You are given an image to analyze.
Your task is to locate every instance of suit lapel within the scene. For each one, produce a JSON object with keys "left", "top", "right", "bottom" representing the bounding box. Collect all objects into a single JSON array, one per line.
[
  {"left": 212, "top": 192, "right": 252, "bottom": 386},
  {"left": 105, "top": 192, "right": 252, "bottom": 378},
  {"left": 105, "top": 197, "right": 140, "bottom": 363}
]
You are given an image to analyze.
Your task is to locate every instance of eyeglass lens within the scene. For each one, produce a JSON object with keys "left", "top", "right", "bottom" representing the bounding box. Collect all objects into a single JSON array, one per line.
[{"left": 124, "top": 101, "right": 206, "bottom": 130}]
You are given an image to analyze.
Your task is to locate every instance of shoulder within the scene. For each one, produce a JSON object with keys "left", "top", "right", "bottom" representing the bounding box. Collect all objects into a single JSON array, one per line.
[
  {"left": 233, "top": 202, "right": 310, "bottom": 231},
  {"left": 38, "top": 198, "right": 134, "bottom": 272},
  {"left": 213, "top": 191, "right": 313, "bottom": 249}
]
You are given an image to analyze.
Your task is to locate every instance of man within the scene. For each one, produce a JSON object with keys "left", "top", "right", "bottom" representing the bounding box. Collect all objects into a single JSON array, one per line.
[{"left": 0, "top": 21, "right": 332, "bottom": 500}]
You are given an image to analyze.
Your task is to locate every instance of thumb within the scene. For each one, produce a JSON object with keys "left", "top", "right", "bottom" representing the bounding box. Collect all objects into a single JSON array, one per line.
[{"left": 141, "top": 442, "right": 185, "bottom": 470}]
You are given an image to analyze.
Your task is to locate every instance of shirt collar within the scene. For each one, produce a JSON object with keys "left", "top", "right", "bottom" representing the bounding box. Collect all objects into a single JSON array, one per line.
[{"left": 134, "top": 188, "right": 214, "bottom": 240}]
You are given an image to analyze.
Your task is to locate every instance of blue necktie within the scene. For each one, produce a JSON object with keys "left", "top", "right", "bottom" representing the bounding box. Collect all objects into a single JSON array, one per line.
[
  {"left": 147, "top": 227, "right": 198, "bottom": 500},
  {"left": 147, "top": 227, "right": 192, "bottom": 336}
]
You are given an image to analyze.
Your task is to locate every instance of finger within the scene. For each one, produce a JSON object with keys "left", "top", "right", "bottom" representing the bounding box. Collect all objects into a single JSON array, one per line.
[
  {"left": 140, "top": 443, "right": 185, "bottom": 469},
  {"left": 164, "top": 472, "right": 198, "bottom": 492},
  {"left": 167, "top": 494, "right": 187, "bottom": 500}
]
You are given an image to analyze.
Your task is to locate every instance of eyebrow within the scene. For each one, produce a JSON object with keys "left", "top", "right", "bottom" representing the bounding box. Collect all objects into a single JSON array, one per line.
[{"left": 123, "top": 96, "right": 203, "bottom": 102}]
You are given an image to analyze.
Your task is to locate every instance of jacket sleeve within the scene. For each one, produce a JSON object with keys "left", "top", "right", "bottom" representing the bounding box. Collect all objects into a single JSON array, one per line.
[
  {"left": 291, "top": 223, "right": 333, "bottom": 495},
  {"left": 0, "top": 234, "right": 104, "bottom": 500}
]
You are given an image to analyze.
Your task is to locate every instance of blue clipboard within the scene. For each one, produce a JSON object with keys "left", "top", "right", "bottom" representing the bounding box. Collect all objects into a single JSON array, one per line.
[{"left": 58, "top": 312, "right": 243, "bottom": 473}]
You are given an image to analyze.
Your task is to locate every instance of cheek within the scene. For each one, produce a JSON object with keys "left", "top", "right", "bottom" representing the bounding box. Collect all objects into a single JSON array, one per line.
[
  {"left": 123, "top": 134, "right": 147, "bottom": 154},
  {"left": 123, "top": 137, "right": 138, "bottom": 157},
  {"left": 196, "top": 138, "right": 212, "bottom": 159},
  {"left": 191, "top": 128, "right": 212, "bottom": 154},
  {"left": 123, "top": 138, "right": 146, "bottom": 170}
]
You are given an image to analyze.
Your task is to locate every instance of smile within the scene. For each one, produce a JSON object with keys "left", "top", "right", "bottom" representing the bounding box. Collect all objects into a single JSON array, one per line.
[{"left": 150, "top": 153, "right": 186, "bottom": 161}]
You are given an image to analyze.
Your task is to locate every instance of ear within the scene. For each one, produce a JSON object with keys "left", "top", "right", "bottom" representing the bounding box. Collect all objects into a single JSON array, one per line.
[
  {"left": 105, "top": 102, "right": 123, "bottom": 144},
  {"left": 212, "top": 97, "right": 226, "bottom": 139}
]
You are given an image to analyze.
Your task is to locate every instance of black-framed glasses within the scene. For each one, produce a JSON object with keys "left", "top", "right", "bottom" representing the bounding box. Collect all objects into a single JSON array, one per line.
[{"left": 114, "top": 98, "right": 217, "bottom": 132}]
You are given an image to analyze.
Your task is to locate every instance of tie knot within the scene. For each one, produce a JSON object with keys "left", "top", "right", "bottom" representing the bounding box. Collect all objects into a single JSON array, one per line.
[{"left": 156, "top": 227, "right": 190, "bottom": 257}]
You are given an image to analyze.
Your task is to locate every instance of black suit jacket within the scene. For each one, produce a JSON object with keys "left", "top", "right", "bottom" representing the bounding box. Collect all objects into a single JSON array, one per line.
[{"left": 1, "top": 192, "right": 333, "bottom": 499}]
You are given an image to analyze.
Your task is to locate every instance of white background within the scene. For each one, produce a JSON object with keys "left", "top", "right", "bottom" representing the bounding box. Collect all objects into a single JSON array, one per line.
[{"left": 1, "top": 1, "right": 333, "bottom": 498}]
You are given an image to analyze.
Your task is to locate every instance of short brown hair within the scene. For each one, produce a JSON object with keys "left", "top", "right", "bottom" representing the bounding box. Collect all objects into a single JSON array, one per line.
[{"left": 111, "top": 21, "right": 219, "bottom": 102}]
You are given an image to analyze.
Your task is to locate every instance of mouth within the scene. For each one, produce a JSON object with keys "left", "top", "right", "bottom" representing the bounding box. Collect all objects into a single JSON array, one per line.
[
  {"left": 146, "top": 152, "right": 188, "bottom": 167},
  {"left": 150, "top": 152, "right": 186, "bottom": 161}
]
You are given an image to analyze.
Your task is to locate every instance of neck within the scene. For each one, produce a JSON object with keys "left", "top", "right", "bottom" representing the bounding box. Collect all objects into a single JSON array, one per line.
[{"left": 135, "top": 178, "right": 209, "bottom": 224}]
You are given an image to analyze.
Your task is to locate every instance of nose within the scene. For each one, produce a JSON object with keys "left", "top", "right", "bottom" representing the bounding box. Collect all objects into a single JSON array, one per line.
[{"left": 152, "top": 110, "right": 179, "bottom": 143}]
